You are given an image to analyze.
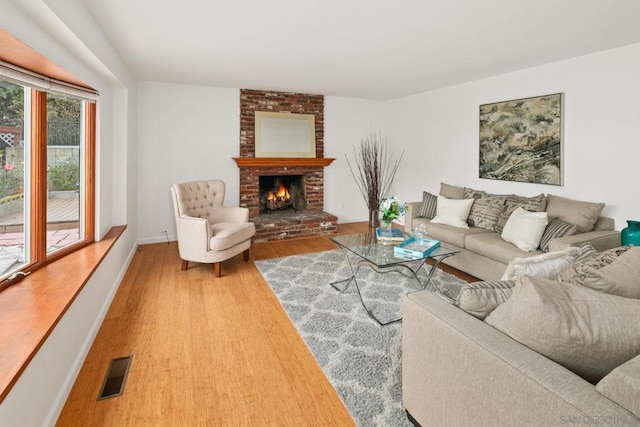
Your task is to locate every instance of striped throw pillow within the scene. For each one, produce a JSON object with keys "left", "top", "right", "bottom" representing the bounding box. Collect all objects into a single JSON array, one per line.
[
  {"left": 416, "top": 191, "right": 437, "bottom": 219},
  {"left": 539, "top": 218, "right": 578, "bottom": 252},
  {"left": 454, "top": 280, "right": 516, "bottom": 319}
]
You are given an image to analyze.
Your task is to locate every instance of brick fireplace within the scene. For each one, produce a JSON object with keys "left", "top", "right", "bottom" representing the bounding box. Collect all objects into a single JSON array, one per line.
[{"left": 235, "top": 89, "right": 338, "bottom": 242}]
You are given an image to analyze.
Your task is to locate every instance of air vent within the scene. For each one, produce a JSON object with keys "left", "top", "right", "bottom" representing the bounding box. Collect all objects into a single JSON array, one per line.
[{"left": 98, "top": 355, "right": 132, "bottom": 400}]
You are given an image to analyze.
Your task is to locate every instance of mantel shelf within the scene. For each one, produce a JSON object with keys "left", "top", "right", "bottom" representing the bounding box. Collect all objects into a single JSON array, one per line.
[{"left": 233, "top": 157, "right": 335, "bottom": 168}]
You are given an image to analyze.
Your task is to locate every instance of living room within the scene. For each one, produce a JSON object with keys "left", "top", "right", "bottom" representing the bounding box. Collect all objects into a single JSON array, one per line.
[{"left": 2, "top": 0, "right": 640, "bottom": 425}]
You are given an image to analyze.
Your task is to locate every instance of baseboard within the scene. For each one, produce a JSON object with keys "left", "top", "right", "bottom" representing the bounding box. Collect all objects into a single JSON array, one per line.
[{"left": 137, "top": 234, "right": 176, "bottom": 245}]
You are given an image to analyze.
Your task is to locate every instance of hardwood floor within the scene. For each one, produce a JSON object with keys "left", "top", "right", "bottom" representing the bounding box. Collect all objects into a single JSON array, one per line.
[{"left": 57, "top": 222, "right": 475, "bottom": 426}]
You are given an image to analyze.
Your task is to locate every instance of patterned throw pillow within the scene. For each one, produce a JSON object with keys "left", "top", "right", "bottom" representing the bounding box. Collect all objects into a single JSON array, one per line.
[
  {"left": 538, "top": 218, "right": 578, "bottom": 252},
  {"left": 416, "top": 191, "right": 437, "bottom": 219},
  {"left": 494, "top": 194, "right": 546, "bottom": 234},
  {"left": 463, "top": 188, "right": 506, "bottom": 231},
  {"left": 558, "top": 246, "right": 630, "bottom": 286}
]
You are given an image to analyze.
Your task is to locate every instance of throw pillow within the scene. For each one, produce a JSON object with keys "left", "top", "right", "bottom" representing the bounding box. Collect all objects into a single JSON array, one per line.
[
  {"left": 501, "top": 246, "right": 581, "bottom": 281},
  {"left": 416, "top": 191, "right": 437, "bottom": 219},
  {"left": 538, "top": 218, "right": 578, "bottom": 252},
  {"left": 495, "top": 193, "right": 546, "bottom": 234},
  {"left": 455, "top": 280, "right": 516, "bottom": 320},
  {"left": 575, "top": 242, "right": 598, "bottom": 262},
  {"left": 596, "top": 354, "right": 640, "bottom": 419},
  {"left": 439, "top": 182, "right": 464, "bottom": 199},
  {"left": 559, "top": 246, "right": 640, "bottom": 299},
  {"left": 558, "top": 246, "right": 629, "bottom": 285},
  {"left": 463, "top": 188, "right": 506, "bottom": 231},
  {"left": 485, "top": 275, "right": 640, "bottom": 383},
  {"left": 501, "top": 207, "right": 549, "bottom": 252},
  {"left": 546, "top": 194, "right": 605, "bottom": 233},
  {"left": 430, "top": 196, "right": 474, "bottom": 229}
]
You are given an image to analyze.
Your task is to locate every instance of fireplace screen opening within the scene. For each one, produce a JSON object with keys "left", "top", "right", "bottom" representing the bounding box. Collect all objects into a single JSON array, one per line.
[{"left": 259, "top": 175, "right": 306, "bottom": 213}]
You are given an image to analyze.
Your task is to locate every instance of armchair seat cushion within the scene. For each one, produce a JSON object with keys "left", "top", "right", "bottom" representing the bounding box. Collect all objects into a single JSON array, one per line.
[{"left": 210, "top": 222, "right": 256, "bottom": 251}]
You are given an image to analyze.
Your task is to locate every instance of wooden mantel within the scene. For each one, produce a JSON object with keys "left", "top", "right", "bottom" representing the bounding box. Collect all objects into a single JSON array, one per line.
[{"left": 233, "top": 157, "right": 335, "bottom": 167}]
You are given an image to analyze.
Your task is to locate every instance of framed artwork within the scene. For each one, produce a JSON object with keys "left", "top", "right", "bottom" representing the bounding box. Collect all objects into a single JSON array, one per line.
[
  {"left": 479, "top": 93, "right": 563, "bottom": 185},
  {"left": 255, "top": 111, "right": 316, "bottom": 158}
]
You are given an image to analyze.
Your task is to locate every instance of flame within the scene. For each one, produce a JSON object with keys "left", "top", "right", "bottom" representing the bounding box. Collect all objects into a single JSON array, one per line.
[
  {"left": 276, "top": 183, "right": 290, "bottom": 200},
  {"left": 266, "top": 183, "right": 290, "bottom": 203}
]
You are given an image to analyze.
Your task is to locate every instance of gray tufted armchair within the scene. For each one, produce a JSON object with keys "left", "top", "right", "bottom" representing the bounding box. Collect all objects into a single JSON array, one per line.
[{"left": 170, "top": 179, "right": 256, "bottom": 277}]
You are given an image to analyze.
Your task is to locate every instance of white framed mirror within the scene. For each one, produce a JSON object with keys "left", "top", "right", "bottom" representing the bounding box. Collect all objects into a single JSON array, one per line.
[{"left": 255, "top": 111, "right": 316, "bottom": 158}]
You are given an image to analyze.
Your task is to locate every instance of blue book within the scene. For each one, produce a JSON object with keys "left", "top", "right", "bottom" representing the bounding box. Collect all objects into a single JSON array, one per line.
[{"left": 376, "top": 227, "right": 405, "bottom": 242}]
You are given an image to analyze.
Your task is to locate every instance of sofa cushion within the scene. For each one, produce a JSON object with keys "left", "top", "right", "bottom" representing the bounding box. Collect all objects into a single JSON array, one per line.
[
  {"left": 597, "top": 354, "right": 640, "bottom": 419},
  {"left": 463, "top": 188, "right": 506, "bottom": 231},
  {"left": 439, "top": 182, "right": 464, "bottom": 199},
  {"left": 559, "top": 246, "right": 640, "bottom": 299},
  {"left": 455, "top": 280, "right": 516, "bottom": 320},
  {"left": 465, "top": 232, "right": 543, "bottom": 265},
  {"left": 210, "top": 222, "right": 256, "bottom": 250},
  {"left": 501, "top": 207, "right": 549, "bottom": 252},
  {"left": 430, "top": 196, "right": 474, "bottom": 229},
  {"left": 485, "top": 275, "right": 640, "bottom": 383},
  {"left": 416, "top": 191, "right": 438, "bottom": 219},
  {"left": 538, "top": 218, "right": 578, "bottom": 252},
  {"left": 495, "top": 193, "right": 546, "bottom": 234},
  {"left": 502, "top": 246, "right": 580, "bottom": 281},
  {"left": 546, "top": 194, "right": 605, "bottom": 233},
  {"left": 423, "top": 221, "right": 492, "bottom": 248}
]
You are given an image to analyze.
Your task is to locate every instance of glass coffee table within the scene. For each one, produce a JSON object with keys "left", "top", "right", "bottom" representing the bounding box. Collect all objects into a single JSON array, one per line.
[{"left": 330, "top": 230, "right": 459, "bottom": 326}]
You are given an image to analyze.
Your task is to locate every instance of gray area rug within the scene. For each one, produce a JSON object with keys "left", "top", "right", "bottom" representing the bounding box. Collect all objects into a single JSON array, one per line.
[{"left": 254, "top": 249, "right": 468, "bottom": 426}]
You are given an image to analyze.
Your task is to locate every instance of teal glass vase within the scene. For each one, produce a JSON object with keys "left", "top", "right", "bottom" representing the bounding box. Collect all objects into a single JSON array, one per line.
[{"left": 621, "top": 220, "right": 640, "bottom": 246}]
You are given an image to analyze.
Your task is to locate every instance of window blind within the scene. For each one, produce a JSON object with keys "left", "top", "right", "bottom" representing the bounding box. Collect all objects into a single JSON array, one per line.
[{"left": 0, "top": 60, "right": 99, "bottom": 102}]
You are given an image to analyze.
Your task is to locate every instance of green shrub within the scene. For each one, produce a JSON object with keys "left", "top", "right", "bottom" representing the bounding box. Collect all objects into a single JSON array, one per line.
[{"left": 48, "top": 157, "right": 79, "bottom": 191}]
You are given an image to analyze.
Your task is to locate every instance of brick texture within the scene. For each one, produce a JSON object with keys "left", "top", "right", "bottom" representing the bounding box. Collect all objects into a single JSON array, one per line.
[{"left": 238, "top": 89, "right": 336, "bottom": 241}]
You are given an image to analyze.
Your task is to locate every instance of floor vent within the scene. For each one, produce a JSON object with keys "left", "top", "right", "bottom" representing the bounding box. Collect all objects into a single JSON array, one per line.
[{"left": 98, "top": 355, "right": 132, "bottom": 400}]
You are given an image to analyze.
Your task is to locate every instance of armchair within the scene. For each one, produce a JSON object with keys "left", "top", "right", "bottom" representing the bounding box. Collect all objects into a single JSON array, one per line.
[{"left": 170, "top": 179, "right": 256, "bottom": 277}]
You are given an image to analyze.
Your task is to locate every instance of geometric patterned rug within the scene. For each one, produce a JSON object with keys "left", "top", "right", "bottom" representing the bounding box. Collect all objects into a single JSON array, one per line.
[{"left": 254, "top": 249, "right": 469, "bottom": 426}]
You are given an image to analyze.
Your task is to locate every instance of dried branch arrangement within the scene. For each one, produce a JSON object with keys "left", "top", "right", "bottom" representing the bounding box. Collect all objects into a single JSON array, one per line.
[{"left": 346, "top": 132, "right": 404, "bottom": 228}]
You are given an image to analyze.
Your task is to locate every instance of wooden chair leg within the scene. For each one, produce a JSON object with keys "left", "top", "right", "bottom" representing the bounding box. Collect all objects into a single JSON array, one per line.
[
  {"left": 181, "top": 259, "right": 188, "bottom": 271},
  {"left": 243, "top": 248, "right": 250, "bottom": 262},
  {"left": 213, "top": 262, "right": 222, "bottom": 277}
]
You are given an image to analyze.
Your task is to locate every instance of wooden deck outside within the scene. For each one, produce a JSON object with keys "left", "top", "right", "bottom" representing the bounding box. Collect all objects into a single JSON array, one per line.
[{"left": 0, "top": 197, "right": 80, "bottom": 274}]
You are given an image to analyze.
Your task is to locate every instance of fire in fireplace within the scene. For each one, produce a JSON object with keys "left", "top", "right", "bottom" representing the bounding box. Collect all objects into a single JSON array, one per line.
[{"left": 259, "top": 175, "right": 306, "bottom": 213}]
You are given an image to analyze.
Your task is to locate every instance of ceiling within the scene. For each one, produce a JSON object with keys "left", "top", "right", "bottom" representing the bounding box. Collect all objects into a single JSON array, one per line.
[{"left": 80, "top": 0, "right": 640, "bottom": 100}]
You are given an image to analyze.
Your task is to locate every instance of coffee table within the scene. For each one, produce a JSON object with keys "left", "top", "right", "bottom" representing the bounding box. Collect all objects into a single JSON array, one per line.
[{"left": 330, "top": 230, "right": 459, "bottom": 326}]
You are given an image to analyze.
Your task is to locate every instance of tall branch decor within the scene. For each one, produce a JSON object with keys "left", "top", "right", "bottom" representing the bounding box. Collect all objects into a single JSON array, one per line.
[{"left": 346, "top": 132, "right": 404, "bottom": 228}]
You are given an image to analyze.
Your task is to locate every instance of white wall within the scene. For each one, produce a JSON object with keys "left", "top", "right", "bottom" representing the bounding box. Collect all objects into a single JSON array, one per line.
[
  {"left": 136, "top": 85, "right": 387, "bottom": 243},
  {"left": 387, "top": 42, "right": 640, "bottom": 230},
  {"left": 0, "top": 1, "right": 138, "bottom": 425},
  {"left": 324, "top": 96, "right": 388, "bottom": 223},
  {"left": 136, "top": 82, "right": 240, "bottom": 243}
]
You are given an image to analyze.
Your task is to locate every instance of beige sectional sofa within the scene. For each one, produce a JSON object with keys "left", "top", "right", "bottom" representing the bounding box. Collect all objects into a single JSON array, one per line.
[
  {"left": 402, "top": 288, "right": 640, "bottom": 426},
  {"left": 404, "top": 183, "right": 621, "bottom": 280}
]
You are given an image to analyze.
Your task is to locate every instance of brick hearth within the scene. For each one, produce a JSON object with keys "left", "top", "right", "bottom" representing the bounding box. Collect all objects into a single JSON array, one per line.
[{"left": 237, "top": 89, "right": 338, "bottom": 242}]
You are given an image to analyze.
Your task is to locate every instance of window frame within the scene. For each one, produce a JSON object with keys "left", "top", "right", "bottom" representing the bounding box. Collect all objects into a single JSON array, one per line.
[{"left": 0, "top": 87, "right": 96, "bottom": 291}]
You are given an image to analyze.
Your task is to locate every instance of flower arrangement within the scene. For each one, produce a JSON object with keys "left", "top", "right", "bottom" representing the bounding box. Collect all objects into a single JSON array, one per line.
[{"left": 380, "top": 196, "right": 406, "bottom": 226}]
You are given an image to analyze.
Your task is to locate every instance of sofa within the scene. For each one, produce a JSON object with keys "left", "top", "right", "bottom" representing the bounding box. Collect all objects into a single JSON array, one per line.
[
  {"left": 402, "top": 286, "right": 640, "bottom": 426},
  {"left": 404, "top": 183, "right": 621, "bottom": 281},
  {"left": 402, "top": 238, "right": 640, "bottom": 426}
]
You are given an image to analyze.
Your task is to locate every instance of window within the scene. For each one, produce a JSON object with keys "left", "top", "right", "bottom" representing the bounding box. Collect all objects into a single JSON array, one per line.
[{"left": 0, "top": 72, "right": 96, "bottom": 289}]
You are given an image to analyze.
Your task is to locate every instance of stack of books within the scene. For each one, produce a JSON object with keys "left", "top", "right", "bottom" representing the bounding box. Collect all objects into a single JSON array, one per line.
[
  {"left": 375, "top": 227, "right": 405, "bottom": 242},
  {"left": 394, "top": 237, "right": 441, "bottom": 258}
]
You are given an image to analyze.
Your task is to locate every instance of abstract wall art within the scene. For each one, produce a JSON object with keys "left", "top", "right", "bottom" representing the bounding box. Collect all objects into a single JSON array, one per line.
[{"left": 479, "top": 93, "right": 563, "bottom": 185}]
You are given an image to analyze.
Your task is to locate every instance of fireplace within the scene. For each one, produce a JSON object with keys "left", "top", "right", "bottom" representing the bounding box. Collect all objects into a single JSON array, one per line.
[
  {"left": 259, "top": 175, "right": 305, "bottom": 213},
  {"left": 235, "top": 88, "right": 338, "bottom": 242}
]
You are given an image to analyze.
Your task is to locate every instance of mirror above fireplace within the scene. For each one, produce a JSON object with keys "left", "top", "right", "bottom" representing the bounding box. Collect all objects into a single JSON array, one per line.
[{"left": 255, "top": 111, "right": 316, "bottom": 158}]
